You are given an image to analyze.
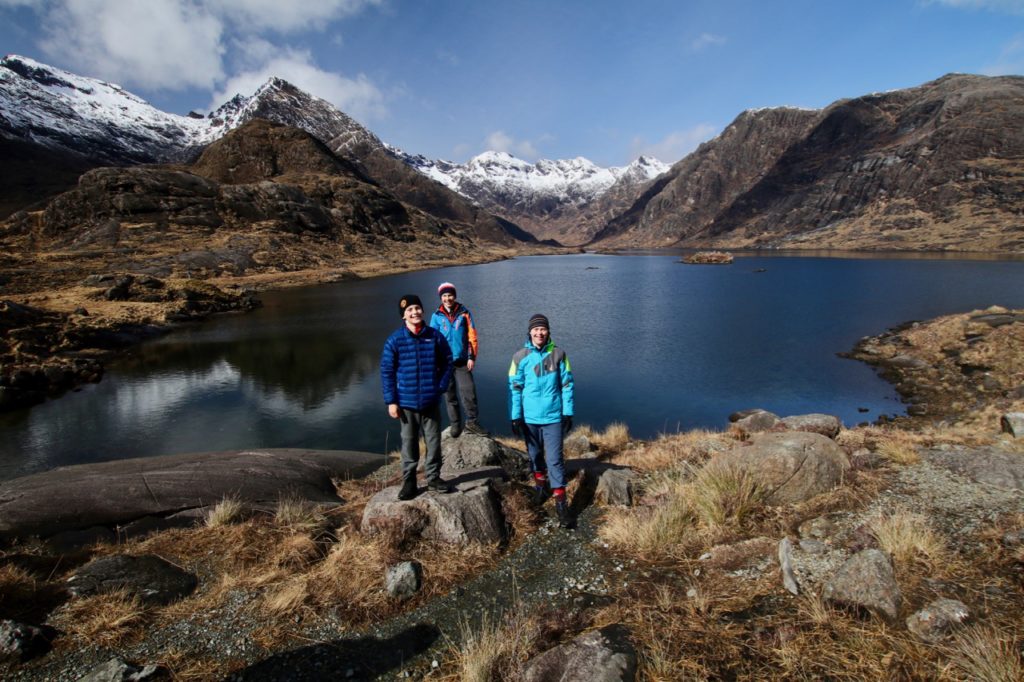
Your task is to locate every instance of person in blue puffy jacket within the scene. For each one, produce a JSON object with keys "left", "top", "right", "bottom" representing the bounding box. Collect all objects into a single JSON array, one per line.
[
  {"left": 508, "top": 313, "right": 575, "bottom": 528},
  {"left": 381, "top": 294, "right": 454, "bottom": 500}
]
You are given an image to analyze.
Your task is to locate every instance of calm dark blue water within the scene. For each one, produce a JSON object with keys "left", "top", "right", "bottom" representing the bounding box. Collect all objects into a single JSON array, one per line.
[{"left": 2, "top": 252, "right": 1023, "bottom": 480}]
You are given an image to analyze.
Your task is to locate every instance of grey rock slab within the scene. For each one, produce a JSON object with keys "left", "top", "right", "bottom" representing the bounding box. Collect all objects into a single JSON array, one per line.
[
  {"left": 66, "top": 554, "right": 197, "bottom": 605},
  {"left": 779, "top": 538, "right": 800, "bottom": 595},
  {"left": 906, "top": 598, "right": 970, "bottom": 644},
  {"left": 0, "top": 448, "right": 381, "bottom": 540},
  {"left": 523, "top": 624, "right": 637, "bottom": 682},
  {"left": 361, "top": 470, "right": 506, "bottom": 545},
  {"left": 595, "top": 468, "right": 635, "bottom": 507},
  {"left": 77, "top": 657, "right": 165, "bottom": 681},
  {"left": 564, "top": 431, "right": 595, "bottom": 458},
  {"left": 716, "top": 432, "right": 850, "bottom": 505},
  {"left": 385, "top": 561, "right": 422, "bottom": 601},
  {"left": 823, "top": 549, "right": 902, "bottom": 622},
  {"left": 1001, "top": 412, "right": 1024, "bottom": 438},
  {"left": 0, "top": 619, "right": 51, "bottom": 664},
  {"left": 781, "top": 413, "right": 843, "bottom": 439},
  {"left": 924, "top": 446, "right": 1024, "bottom": 491}
]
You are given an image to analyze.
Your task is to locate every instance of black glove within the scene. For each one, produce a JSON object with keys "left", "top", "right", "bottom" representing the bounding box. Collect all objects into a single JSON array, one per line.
[
  {"left": 562, "top": 415, "right": 573, "bottom": 433},
  {"left": 510, "top": 419, "right": 523, "bottom": 437}
]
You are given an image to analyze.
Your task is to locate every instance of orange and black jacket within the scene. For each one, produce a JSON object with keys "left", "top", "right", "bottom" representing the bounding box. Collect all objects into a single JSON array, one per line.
[{"left": 429, "top": 303, "right": 479, "bottom": 365}]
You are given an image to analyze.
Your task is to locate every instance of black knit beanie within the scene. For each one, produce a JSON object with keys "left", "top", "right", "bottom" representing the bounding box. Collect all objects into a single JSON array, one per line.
[
  {"left": 399, "top": 294, "right": 423, "bottom": 317},
  {"left": 528, "top": 313, "right": 549, "bottom": 331}
]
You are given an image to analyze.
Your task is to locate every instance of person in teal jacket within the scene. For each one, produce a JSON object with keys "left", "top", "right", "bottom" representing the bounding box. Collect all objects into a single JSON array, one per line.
[{"left": 508, "top": 313, "right": 575, "bottom": 528}]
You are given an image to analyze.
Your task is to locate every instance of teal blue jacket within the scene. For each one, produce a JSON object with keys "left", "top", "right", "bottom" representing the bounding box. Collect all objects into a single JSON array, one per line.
[{"left": 508, "top": 338, "right": 574, "bottom": 425}]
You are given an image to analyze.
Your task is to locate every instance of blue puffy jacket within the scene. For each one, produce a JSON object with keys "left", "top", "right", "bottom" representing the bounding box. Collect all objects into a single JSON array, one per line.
[
  {"left": 381, "top": 324, "right": 453, "bottom": 411},
  {"left": 508, "top": 338, "right": 574, "bottom": 425}
]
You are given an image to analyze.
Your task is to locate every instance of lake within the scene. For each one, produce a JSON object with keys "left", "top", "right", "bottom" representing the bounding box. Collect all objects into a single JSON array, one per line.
[{"left": 2, "top": 252, "right": 1023, "bottom": 480}]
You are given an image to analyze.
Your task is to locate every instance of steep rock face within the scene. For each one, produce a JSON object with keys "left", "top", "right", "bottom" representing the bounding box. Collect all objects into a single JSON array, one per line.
[
  {"left": 592, "top": 74, "right": 1024, "bottom": 251},
  {"left": 590, "top": 107, "right": 821, "bottom": 247}
]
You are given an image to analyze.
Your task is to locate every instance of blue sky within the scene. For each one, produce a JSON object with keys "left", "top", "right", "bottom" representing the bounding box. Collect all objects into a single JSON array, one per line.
[{"left": 2, "top": 0, "right": 1022, "bottom": 166}]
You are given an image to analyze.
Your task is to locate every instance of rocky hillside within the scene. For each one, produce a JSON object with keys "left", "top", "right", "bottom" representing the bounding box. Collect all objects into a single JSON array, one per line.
[
  {"left": 0, "top": 120, "right": 510, "bottom": 293},
  {"left": 591, "top": 74, "right": 1024, "bottom": 251}
]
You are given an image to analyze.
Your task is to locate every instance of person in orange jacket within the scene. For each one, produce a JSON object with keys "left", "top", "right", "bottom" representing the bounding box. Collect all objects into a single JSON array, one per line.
[{"left": 429, "top": 281, "right": 485, "bottom": 437}]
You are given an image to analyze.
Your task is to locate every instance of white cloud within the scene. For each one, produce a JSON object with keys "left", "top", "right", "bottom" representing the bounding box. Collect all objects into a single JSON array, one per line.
[
  {"left": 690, "top": 32, "right": 726, "bottom": 52},
  {"left": 210, "top": 49, "right": 387, "bottom": 123},
  {"left": 926, "top": 0, "right": 1024, "bottom": 12},
  {"left": 484, "top": 130, "right": 540, "bottom": 160},
  {"left": 204, "top": 0, "right": 382, "bottom": 32},
  {"left": 630, "top": 124, "right": 719, "bottom": 163},
  {"left": 37, "top": 0, "right": 225, "bottom": 91},
  {"left": 435, "top": 48, "right": 460, "bottom": 66},
  {"left": 982, "top": 33, "right": 1024, "bottom": 74}
]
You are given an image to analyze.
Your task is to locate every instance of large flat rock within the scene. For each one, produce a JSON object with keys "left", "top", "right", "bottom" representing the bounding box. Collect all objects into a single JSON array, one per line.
[{"left": 0, "top": 448, "right": 382, "bottom": 540}]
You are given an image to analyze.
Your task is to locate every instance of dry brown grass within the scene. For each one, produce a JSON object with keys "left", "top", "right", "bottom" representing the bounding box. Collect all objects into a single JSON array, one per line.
[
  {"left": 444, "top": 608, "right": 541, "bottom": 682},
  {"left": 945, "top": 625, "right": 1022, "bottom": 682},
  {"left": 56, "top": 589, "right": 149, "bottom": 647},
  {"left": 205, "top": 494, "right": 246, "bottom": 527},
  {"left": 611, "top": 429, "right": 733, "bottom": 473},
  {"left": 868, "top": 508, "right": 947, "bottom": 568},
  {"left": 688, "top": 460, "right": 767, "bottom": 530},
  {"left": 593, "top": 422, "right": 631, "bottom": 451}
]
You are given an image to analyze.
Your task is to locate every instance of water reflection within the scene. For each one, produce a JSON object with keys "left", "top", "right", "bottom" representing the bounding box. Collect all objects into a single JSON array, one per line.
[{"left": 2, "top": 252, "right": 1023, "bottom": 480}]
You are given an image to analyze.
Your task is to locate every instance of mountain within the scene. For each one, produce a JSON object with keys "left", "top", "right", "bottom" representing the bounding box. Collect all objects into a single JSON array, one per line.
[
  {"left": 0, "top": 55, "right": 533, "bottom": 244},
  {"left": 397, "top": 151, "right": 668, "bottom": 244},
  {"left": 590, "top": 74, "right": 1024, "bottom": 251}
]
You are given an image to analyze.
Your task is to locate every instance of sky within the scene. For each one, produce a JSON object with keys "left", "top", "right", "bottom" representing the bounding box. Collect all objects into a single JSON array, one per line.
[{"left": 1, "top": 0, "right": 1022, "bottom": 167}]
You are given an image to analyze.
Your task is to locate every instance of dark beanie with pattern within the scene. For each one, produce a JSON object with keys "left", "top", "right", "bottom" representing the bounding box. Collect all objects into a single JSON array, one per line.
[
  {"left": 399, "top": 294, "right": 423, "bottom": 317},
  {"left": 528, "top": 313, "right": 549, "bottom": 331}
]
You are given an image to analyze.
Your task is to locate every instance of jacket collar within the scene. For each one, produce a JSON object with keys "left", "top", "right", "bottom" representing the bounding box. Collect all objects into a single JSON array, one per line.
[{"left": 437, "top": 302, "right": 462, "bottom": 320}]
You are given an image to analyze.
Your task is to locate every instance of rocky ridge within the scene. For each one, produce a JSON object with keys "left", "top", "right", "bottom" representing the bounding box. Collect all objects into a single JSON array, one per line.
[{"left": 591, "top": 74, "right": 1024, "bottom": 251}]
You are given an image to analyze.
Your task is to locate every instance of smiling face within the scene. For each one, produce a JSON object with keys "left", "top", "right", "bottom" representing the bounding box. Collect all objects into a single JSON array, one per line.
[
  {"left": 530, "top": 325, "right": 549, "bottom": 348},
  {"left": 403, "top": 304, "right": 424, "bottom": 328},
  {"left": 440, "top": 292, "right": 456, "bottom": 309}
]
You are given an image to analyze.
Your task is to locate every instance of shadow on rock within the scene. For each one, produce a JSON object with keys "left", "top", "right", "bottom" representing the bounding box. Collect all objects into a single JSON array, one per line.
[{"left": 226, "top": 623, "right": 440, "bottom": 681}]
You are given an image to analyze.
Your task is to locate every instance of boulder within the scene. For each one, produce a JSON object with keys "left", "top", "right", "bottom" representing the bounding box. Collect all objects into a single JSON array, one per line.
[
  {"left": 823, "top": 549, "right": 902, "bottom": 622},
  {"left": 885, "top": 355, "right": 928, "bottom": 371},
  {"left": 781, "top": 413, "right": 843, "bottom": 439},
  {"left": 0, "top": 448, "right": 381, "bottom": 541},
  {"left": 523, "top": 624, "right": 637, "bottom": 682},
  {"left": 77, "top": 657, "right": 165, "bottom": 681},
  {"left": 732, "top": 410, "right": 781, "bottom": 435},
  {"left": 0, "top": 619, "right": 51, "bottom": 664},
  {"left": 1001, "top": 412, "right": 1024, "bottom": 438},
  {"left": 715, "top": 432, "right": 850, "bottom": 505},
  {"left": 906, "top": 598, "right": 970, "bottom": 644},
  {"left": 564, "top": 431, "right": 595, "bottom": 458},
  {"left": 66, "top": 554, "right": 197, "bottom": 605},
  {"left": 385, "top": 561, "right": 422, "bottom": 601},
  {"left": 361, "top": 473, "right": 505, "bottom": 545},
  {"left": 595, "top": 468, "right": 635, "bottom": 507},
  {"left": 441, "top": 430, "right": 502, "bottom": 471}
]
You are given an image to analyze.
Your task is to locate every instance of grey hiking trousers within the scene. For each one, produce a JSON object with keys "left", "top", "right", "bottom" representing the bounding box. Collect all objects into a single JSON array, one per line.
[
  {"left": 399, "top": 402, "right": 443, "bottom": 481},
  {"left": 444, "top": 363, "right": 479, "bottom": 425}
]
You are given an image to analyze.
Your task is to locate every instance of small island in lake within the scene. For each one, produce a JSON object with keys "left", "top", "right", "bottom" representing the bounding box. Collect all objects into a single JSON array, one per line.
[{"left": 682, "top": 251, "right": 735, "bottom": 264}]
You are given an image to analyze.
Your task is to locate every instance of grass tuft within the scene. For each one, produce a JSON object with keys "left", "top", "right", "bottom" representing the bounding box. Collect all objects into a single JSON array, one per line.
[
  {"left": 868, "top": 508, "right": 947, "bottom": 567},
  {"left": 205, "top": 495, "right": 246, "bottom": 527},
  {"left": 59, "top": 589, "right": 149, "bottom": 646},
  {"left": 447, "top": 608, "right": 539, "bottom": 682},
  {"left": 688, "top": 460, "right": 767, "bottom": 529},
  {"left": 946, "top": 625, "right": 1022, "bottom": 682}
]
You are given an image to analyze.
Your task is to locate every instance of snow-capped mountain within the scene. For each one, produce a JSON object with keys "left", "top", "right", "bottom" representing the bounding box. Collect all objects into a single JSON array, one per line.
[
  {"left": 396, "top": 149, "right": 669, "bottom": 243},
  {"left": 400, "top": 150, "right": 667, "bottom": 206},
  {"left": 0, "top": 54, "right": 662, "bottom": 243}
]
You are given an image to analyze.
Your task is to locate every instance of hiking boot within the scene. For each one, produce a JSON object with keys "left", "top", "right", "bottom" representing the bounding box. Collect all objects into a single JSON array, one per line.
[
  {"left": 464, "top": 420, "right": 488, "bottom": 436},
  {"left": 448, "top": 421, "right": 462, "bottom": 438},
  {"left": 555, "top": 498, "right": 575, "bottom": 529},
  {"left": 427, "top": 477, "right": 454, "bottom": 493},
  {"left": 398, "top": 477, "right": 419, "bottom": 501},
  {"left": 531, "top": 485, "right": 550, "bottom": 507}
]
